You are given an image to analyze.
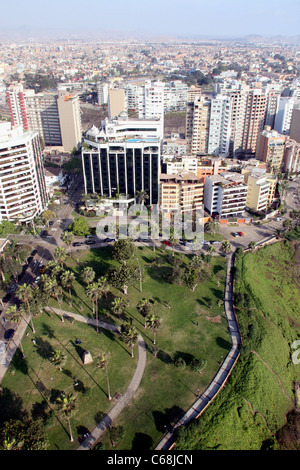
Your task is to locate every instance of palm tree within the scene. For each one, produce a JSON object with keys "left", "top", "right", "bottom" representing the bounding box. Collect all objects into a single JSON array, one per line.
[
  {"left": 56, "top": 392, "right": 77, "bottom": 443},
  {"left": 137, "top": 298, "right": 152, "bottom": 322},
  {"left": 248, "top": 241, "right": 256, "bottom": 252},
  {"left": 54, "top": 247, "right": 67, "bottom": 268},
  {"left": 86, "top": 281, "right": 104, "bottom": 332},
  {"left": 221, "top": 240, "right": 232, "bottom": 254},
  {"left": 122, "top": 323, "right": 138, "bottom": 358},
  {"left": 111, "top": 297, "right": 128, "bottom": 320},
  {"left": 44, "top": 278, "right": 64, "bottom": 322},
  {"left": 61, "top": 231, "right": 74, "bottom": 246},
  {"left": 98, "top": 276, "right": 109, "bottom": 299},
  {"left": 97, "top": 353, "right": 112, "bottom": 400},
  {"left": 278, "top": 180, "right": 289, "bottom": 203},
  {"left": 51, "top": 349, "right": 66, "bottom": 372},
  {"left": 6, "top": 305, "right": 26, "bottom": 358},
  {"left": 80, "top": 266, "right": 95, "bottom": 286},
  {"left": 135, "top": 190, "right": 149, "bottom": 205},
  {"left": 145, "top": 313, "right": 161, "bottom": 345},
  {"left": 60, "top": 270, "right": 75, "bottom": 299},
  {"left": 16, "top": 283, "right": 35, "bottom": 334}
]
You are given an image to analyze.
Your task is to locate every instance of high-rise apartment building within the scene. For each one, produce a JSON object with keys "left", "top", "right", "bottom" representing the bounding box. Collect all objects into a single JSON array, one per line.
[
  {"left": 256, "top": 127, "right": 286, "bottom": 169},
  {"left": 82, "top": 113, "right": 161, "bottom": 204},
  {"left": 186, "top": 95, "right": 211, "bottom": 155},
  {"left": 274, "top": 97, "right": 294, "bottom": 135},
  {"left": 25, "top": 91, "right": 62, "bottom": 147},
  {"left": 97, "top": 83, "right": 109, "bottom": 106},
  {"left": 186, "top": 94, "right": 231, "bottom": 156},
  {"left": 289, "top": 108, "right": 300, "bottom": 143},
  {"left": 241, "top": 89, "right": 268, "bottom": 157},
  {"left": 6, "top": 83, "right": 29, "bottom": 131},
  {"left": 57, "top": 93, "right": 82, "bottom": 152},
  {"left": 6, "top": 84, "right": 82, "bottom": 151},
  {"left": 108, "top": 88, "right": 126, "bottom": 120},
  {"left": 0, "top": 123, "right": 48, "bottom": 222},
  {"left": 138, "top": 81, "right": 164, "bottom": 139}
]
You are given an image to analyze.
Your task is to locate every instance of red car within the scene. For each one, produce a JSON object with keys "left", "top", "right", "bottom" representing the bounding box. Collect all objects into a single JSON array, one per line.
[
  {"left": 238, "top": 232, "right": 244, "bottom": 236},
  {"left": 162, "top": 240, "right": 172, "bottom": 246}
]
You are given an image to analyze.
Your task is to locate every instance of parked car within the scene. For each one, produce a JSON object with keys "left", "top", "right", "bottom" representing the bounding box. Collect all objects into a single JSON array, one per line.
[
  {"left": 31, "top": 249, "right": 38, "bottom": 256},
  {"left": 238, "top": 232, "right": 244, "bottom": 236},
  {"left": 85, "top": 240, "right": 96, "bottom": 245},
  {"left": 49, "top": 221, "right": 54, "bottom": 226},
  {"left": 232, "top": 232, "right": 239, "bottom": 237},
  {"left": 212, "top": 241, "right": 221, "bottom": 245},
  {"left": 72, "top": 242, "right": 83, "bottom": 247},
  {"left": 162, "top": 240, "right": 171, "bottom": 246},
  {"left": 275, "top": 217, "right": 282, "bottom": 221},
  {"left": 85, "top": 234, "right": 94, "bottom": 239},
  {"left": 40, "top": 231, "right": 48, "bottom": 238}
]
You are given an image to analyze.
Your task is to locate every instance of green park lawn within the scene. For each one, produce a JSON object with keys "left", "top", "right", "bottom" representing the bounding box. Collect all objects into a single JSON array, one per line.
[
  {"left": 174, "top": 241, "right": 300, "bottom": 450},
  {"left": 1, "top": 245, "right": 231, "bottom": 450}
]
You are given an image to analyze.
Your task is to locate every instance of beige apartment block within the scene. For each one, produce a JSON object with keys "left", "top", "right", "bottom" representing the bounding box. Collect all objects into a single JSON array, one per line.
[
  {"left": 186, "top": 95, "right": 211, "bottom": 155},
  {"left": 108, "top": 88, "right": 126, "bottom": 120},
  {"left": 159, "top": 172, "right": 204, "bottom": 214},
  {"left": 256, "top": 126, "right": 286, "bottom": 170},
  {"left": 244, "top": 168, "right": 277, "bottom": 213},
  {"left": 57, "top": 94, "right": 82, "bottom": 152},
  {"left": 241, "top": 89, "right": 268, "bottom": 156}
]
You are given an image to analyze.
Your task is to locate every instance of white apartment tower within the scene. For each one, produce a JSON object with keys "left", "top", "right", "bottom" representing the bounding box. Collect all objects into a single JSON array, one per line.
[
  {"left": 274, "top": 97, "right": 294, "bottom": 135},
  {"left": 138, "top": 81, "right": 165, "bottom": 139},
  {"left": 208, "top": 95, "right": 231, "bottom": 155},
  {"left": 0, "top": 123, "right": 48, "bottom": 222}
]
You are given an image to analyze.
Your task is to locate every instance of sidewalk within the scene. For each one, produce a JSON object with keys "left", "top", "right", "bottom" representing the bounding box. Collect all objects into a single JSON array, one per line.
[{"left": 77, "top": 335, "right": 147, "bottom": 450}]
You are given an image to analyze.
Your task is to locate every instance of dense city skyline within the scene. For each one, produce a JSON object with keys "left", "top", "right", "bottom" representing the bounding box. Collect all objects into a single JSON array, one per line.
[{"left": 0, "top": 0, "right": 300, "bottom": 41}]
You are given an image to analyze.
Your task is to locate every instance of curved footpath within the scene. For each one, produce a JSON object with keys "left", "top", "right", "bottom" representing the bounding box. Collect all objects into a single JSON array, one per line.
[
  {"left": 0, "top": 253, "right": 241, "bottom": 451},
  {"left": 0, "top": 306, "right": 147, "bottom": 451},
  {"left": 155, "top": 252, "right": 242, "bottom": 450}
]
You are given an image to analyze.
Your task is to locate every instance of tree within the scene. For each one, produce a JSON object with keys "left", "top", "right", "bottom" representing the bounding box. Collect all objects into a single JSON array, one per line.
[
  {"left": 61, "top": 231, "right": 74, "bottom": 246},
  {"left": 109, "top": 262, "right": 140, "bottom": 295},
  {"left": 41, "top": 210, "right": 54, "bottom": 227},
  {"left": 60, "top": 270, "right": 75, "bottom": 299},
  {"left": 112, "top": 239, "right": 135, "bottom": 264},
  {"left": 221, "top": 240, "right": 232, "bottom": 254},
  {"left": 248, "top": 241, "right": 256, "bottom": 252},
  {"left": 0, "top": 418, "right": 48, "bottom": 450},
  {"left": 109, "top": 425, "right": 125, "bottom": 447},
  {"left": 51, "top": 349, "right": 66, "bottom": 372},
  {"left": 56, "top": 392, "right": 77, "bottom": 443},
  {"left": 137, "top": 298, "right": 153, "bottom": 320},
  {"left": 122, "top": 322, "right": 138, "bottom": 358},
  {"left": 111, "top": 297, "right": 128, "bottom": 320},
  {"left": 70, "top": 217, "right": 90, "bottom": 236},
  {"left": 6, "top": 305, "right": 26, "bottom": 358},
  {"left": 16, "top": 283, "right": 36, "bottom": 334},
  {"left": 145, "top": 313, "right": 161, "bottom": 345},
  {"left": 205, "top": 220, "right": 220, "bottom": 237},
  {"left": 97, "top": 353, "right": 112, "bottom": 400},
  {"left": 54, "top": 246, "right": 67, "bottom": 268},
  {"left": 278, "top": 180, "right": 289, "bottom": 203},
  {"left": 135, "top": 190, "right": 149, "bottom": 205},
  {"left": 86, "top": 281, "right": 103, "bottom": 332},
  {"left": 191, "top": 358, "right": 207, "bottom": 374},
  {"left": 44, "top": 278, "right": 64, "bottom": 322},
  {"left": 80, "top": 266, "right": 95, "bottom": 286}
]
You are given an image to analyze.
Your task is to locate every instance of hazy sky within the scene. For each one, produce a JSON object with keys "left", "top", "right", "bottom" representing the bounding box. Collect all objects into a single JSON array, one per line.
[{"left": 1, "top": 0, "right": 300, "bottom": 38}]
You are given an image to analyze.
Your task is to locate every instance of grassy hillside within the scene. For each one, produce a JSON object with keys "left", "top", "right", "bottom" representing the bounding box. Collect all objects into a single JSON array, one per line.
[{"left": 174, "top": 241, "right": 300, "bottom": 450}]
